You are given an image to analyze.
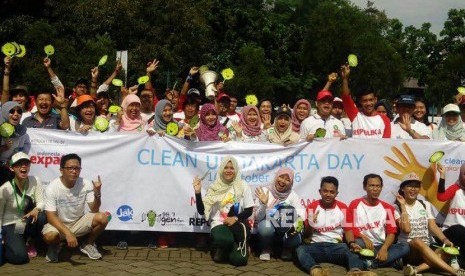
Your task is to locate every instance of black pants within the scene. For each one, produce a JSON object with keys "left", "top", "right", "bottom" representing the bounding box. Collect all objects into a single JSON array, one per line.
[
  {"left": 444, "top": 224, "right": 465, "bottom": 267},
  {"left": 1, "top": 211, "right": 47, "bottom": 265}
]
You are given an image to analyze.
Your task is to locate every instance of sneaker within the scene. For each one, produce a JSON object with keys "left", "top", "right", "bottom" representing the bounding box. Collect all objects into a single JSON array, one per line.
[
  {"left": 116, "top": 241, "right": 128, "bottom": 250},
  {"left": 45, "top": 244, "right": 60, "bottom": 263},
  {"left": 80, "top": 243, "right": 102, "bottom": 260},
  {"left": 27, "top": 244, "right": 37, "bottom": 258},
  {"left": 259, "top": 250, "right": 271, "bottom": 261},
  {"left": 310, "top": 266, "right": 324, "bottom": 276},
  {"left": 281, "top": 248, "right": 292, "bottom": 261},
  {"left": 393, "top": 258, "right": 404, "bottom": 270},
  {"left": 456, "top": 269, "right": 465, "bottom": 276},
  {"left": 403, "top": 264, "right": 419, "bottom": 276},
  {"left": 157, "top": 235, "right": 168, "bottom": 248}
]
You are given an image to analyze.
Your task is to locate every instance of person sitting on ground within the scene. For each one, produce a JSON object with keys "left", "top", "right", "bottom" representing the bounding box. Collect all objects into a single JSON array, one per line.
[
  {"left": 230, "top": 105, "right": 267, "bottom": 142},
  {"left": 42, "top": 153, "right": 108, "bottom": 262},
  {"left": 296, "top": 176, "right": 375, "bottom": 276},
  {"left": 347, "top": 174, "right": 410, "bottom": 270},
  {"left": 192, "top": 156, "right": 254, "bottom": 266},
  {"left": 340, "top": 65, "right": 391, "bottom": 138},
  {"left": 267, "top": 105, "right": 300, "bottom": 145},
  {"left": 0, "top": 101, "right": 30, "bottom": 185},
  {"left": 394, "top": 171, "right": 465, "bottom": 276},
  {"left": 300, "top": 90, "right": 346, "bottom": 141},
  {"left": 255, "top": 168, "right": 304, "bottom": 261},
  {"left": 0, "top": 152, "right": 46, "bottom": 264},
  {"left": 433, "top": 103, "right": 465, "bottom": 141},
  {"left": 192, "top": 103, "right": 229, "bottom": 142},
  {"left": 437, "top": 163, "right": 465, "bottom": 268},
  {"left": 21, "top": 87, "right": 70, "bottom": 130},
  {"left": 391, "top": 95, "right": 431, "bottom": 139},
  {"left": 291, "top": 99, "right": 311, "bottom": 133}
]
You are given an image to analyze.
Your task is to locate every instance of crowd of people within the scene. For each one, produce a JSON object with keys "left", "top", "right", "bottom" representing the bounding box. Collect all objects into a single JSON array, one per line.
[{"left": 1, "top": 55, "right": 465, "bottom": 276}]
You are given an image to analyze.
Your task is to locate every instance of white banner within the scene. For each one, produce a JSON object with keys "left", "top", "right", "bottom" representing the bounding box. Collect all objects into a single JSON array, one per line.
[{"left": 27, "top": 129, "right": 465, "bottom": 232}]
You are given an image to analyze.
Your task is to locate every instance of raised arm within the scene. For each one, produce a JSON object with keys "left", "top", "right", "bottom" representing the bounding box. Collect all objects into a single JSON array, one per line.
[
  {"left": 322, "top": 72, "right": 338, "bottom": 91},
  {"left": 2, "top": 57, "right": 11, "bottom": 104},
  {"left": 44, "top": 57, "right": 64, "bottom": 89},
  {"left": 145, "top": 59, "right": 159, "bottom": 92},
  {"left": 53, "top": 86, "right": 70, "bottom": 130},
  {"left": 181, "top": 66, "right": 199, "bottom": 96}
]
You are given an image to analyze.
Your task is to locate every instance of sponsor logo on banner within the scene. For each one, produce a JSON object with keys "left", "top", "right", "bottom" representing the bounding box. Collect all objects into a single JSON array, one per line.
[
  {"left": 116, "top": 205, "right": 134, "bottom": 221},
  {"left": 189, "top": 212, "right": 210, "bottom": 226},
  {"left": 157, "top": 211, "right": 185, "bottom": 226},
  {"left": 30, "top": 152, "right": 63, "bottom": 168},
  {"left": 141, "top": 210, "right": 157, "bottom": 227}
]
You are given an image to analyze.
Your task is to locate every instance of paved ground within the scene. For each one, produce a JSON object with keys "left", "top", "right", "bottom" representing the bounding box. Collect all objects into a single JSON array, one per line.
[{"left": 1, "top": 245, "right": 448, "bottom": 275}]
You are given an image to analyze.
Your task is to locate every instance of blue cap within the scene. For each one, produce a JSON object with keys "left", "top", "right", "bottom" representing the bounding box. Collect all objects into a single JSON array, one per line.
[{"left": 397, "top": 95, "right": 416, "bottom": 106}]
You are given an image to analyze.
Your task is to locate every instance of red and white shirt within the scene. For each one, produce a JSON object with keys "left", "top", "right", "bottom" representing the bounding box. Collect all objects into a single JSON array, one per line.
[
  {"left": 342, "top": 95, "right": 391, "bottom": 138},
  {"left": 347, "top": 197, "right": 399, "bottom": 246},
  {"left": 437, "top": 184, "right": 465, "bottom": 230},
  {"left": 306, "top": 200, "right": 348, "bottom": 243}
]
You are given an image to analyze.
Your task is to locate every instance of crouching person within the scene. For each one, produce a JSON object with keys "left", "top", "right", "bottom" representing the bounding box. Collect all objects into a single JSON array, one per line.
[
  {"left": 42, "top": 153, "right": 108, "bottom": 262},
  {"left": 192, "top": 156, "right": 254, "bottom": 266},
  {"left": 255, "top": 168, "right": 304, "bottom": 261},
  {"left": 296, "top": 176, "right": 375, "bottom": 276}
]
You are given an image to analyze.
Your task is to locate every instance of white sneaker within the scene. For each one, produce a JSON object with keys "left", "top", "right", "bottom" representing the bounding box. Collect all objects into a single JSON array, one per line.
[
  {"left": 80, "top": 243, "right": 102, "bottom": 260},
  {"left": 259, "top": 250, "right": 271, "bottom": 261}
]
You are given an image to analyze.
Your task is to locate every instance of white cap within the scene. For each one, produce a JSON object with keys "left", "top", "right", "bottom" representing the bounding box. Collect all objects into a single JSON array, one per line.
[
  {"left": 442, "top": 104, "right": 460, "bottom": 115},
  {"left": 333, "top": 97, "right": 343, "bottom": 103},
  {"left": 10, "top": 152, "right": 30, "bottom": 166}
]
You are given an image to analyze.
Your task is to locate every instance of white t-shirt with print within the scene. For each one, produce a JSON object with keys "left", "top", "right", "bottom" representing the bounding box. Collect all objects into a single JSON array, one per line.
[
  {"left": 44, "top": 177, "right": 95, "bottom": 223},
  {"left": 391, "top": 119, "right": 432, "bottom": 139},
  {"left": 395, "top": 200, "right": 435, "bottom": 245},
  {"left": 300, "top": 114, "right": 346, "bottom": 139},
  {"left": 209, "top": 184, "right": 255, "bottom": 229}
]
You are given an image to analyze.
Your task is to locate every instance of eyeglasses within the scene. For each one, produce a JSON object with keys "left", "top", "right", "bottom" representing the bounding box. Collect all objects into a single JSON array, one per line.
[
  {"left": 62, "top": 166, "right": 82, "bottom": 172},
  {"left": 9, "top": 108, "right": 23, "bottom": 115}
]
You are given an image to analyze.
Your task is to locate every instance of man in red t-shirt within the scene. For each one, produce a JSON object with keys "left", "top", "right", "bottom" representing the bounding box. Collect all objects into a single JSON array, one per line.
[{"left": 340, "top": 65, "right": 391, "bottom": 138}]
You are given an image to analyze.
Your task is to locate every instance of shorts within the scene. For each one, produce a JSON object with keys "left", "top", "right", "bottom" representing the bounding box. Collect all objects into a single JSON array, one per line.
[{"left": 42, "top": 213, "right": 96, "bottom": 239}]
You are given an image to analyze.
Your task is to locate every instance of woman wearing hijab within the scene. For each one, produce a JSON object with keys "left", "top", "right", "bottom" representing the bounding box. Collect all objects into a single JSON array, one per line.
[
  {"left": 438, "top": 163, "right": 465, "bottom": 267},
  {"left": 0, "top": 152, "right": 46, "bottom": 264},
  {"left": 255, "top": 168, "right": 304, "bottom": 261},
  {"left": 193, "top": 103, "right": 229, "bottom": 142},
  {"left": 192, "top": 156, "right": 254, "bottom": 266},
  {"left": 147, "top": 99, "right": 177, "bottom": 137},
  {"left": 267, "top": 105, "right": 300, "bottom": 145},
  {"left": 114, "top": 94, "right": 147, "bottom": 133},
  {"left": 230, "top": 105, "right": 266, "bottom": 142},
  {"left": 0, "top": 101, "right": 30, "bottom": 185},
  {"left": 291, "top": 99, "right": 311, "bottom": 133},
  {"left": 433, "top": 104, "right": 465, "bottom": 141},
  {"left": 394, "top": 170, "right": 463, "bottom": 276}
]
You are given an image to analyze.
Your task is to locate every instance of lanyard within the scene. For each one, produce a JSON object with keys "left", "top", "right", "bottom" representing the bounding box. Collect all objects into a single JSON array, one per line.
[{"left": 10, "top": 179, "right": 27, "bottom": 215}]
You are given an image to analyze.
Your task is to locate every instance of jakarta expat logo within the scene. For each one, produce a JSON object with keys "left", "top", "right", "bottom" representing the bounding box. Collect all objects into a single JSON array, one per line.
[{"left": 116, "top": 205, "right": 134, "bottom": 221}]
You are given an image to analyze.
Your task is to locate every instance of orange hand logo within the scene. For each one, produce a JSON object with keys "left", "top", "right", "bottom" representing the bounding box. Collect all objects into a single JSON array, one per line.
[{"left": 383, "top": 143, "right": 449, "bottom": 214}]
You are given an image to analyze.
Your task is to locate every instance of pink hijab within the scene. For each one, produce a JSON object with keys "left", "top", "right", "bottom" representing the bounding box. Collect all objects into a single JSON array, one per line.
[
  {"left": 291, "top": 99, "right": 311, "bottom": 132},
  {"left": 195, "top": 103, "right": 228, "bottom": 141},
  {"left": 119, "top": 95, "right": 146, "bottom": 132},
  {"left": 269, "top": 167, "right": 294, "bottom": 200},
  {"left": 240, "top": 105, "right": 262, "bottom": 136}
]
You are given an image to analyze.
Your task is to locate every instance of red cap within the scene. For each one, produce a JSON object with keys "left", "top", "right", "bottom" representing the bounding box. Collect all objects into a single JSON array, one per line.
[
  {"left": 216, "top": 93, "right": 230, "bottom": 102},
  {"left": 316, "top": 90, "right": 334, "bottom": 101}
]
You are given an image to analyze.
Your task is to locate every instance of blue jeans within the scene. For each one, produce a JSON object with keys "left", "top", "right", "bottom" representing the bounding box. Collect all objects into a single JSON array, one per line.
[
  {"left": 257, "top": 220, "right": 301, "bottom": 250},
  {"left": 355, "top": 238, "right": 410, "bottom": 268},
  {"left": 296, "top": 242, "right": 364, "bottom": 272},
  {"left": 1, "top": 211, "right": 47, "bottom": 265}
]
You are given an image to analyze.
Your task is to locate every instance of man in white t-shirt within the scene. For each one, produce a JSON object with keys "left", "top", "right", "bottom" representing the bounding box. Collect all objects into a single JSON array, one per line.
[
  {"left": 300, "top": 90, "right": 346, "bottom": 140},
  {"left": 391, "top": 95, "right": 431, "bottom": 139},
  {"left": 347, "top": 174, "right": 410, "bottom": 269},
  {"left": 296, "top": 176, "right": 375, "bottom": 276},
  {"left": 42, "top": 154, "right": 108, "bottom": 262}
]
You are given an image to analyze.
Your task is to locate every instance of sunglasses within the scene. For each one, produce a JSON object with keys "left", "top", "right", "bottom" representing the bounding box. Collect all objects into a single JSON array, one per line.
[{"left": 9, "top": 108, "right": 23, "bottom": 115}]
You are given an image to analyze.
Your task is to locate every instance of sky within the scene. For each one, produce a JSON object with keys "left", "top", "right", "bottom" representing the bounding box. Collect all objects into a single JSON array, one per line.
[{"left": 350, "top": 0, "right": 465, "bottom": 35}]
